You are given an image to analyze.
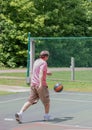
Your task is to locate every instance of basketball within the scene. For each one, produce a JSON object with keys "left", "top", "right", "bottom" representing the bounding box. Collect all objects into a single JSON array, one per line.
[{"left": 54, "top": 83, "right": 63, "bottom": 92}]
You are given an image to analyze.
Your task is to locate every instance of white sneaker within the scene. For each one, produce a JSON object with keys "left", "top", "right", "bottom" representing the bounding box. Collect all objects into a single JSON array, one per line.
[
  {"left": 44, "top": 115, "right": 54, "bottom": 121},
  {"left": 15, "top": 113, "right": 22, "bottom": 123}
]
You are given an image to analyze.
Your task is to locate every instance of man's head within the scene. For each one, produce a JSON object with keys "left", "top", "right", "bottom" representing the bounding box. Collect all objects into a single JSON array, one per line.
[{"left": 40, "top": 50, "right": 49, "bottom": 60}]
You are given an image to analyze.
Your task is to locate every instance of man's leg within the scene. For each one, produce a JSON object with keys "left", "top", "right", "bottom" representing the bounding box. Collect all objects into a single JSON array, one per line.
[
  {"left": 37, "top": 86, "right": 54, "bottom": 121},
  {"left": 15, "top": 86, "right": 38, "bottom": 123},
  {"left": 15, "top": 101, "right": 32, "bottom": 123},
  {"left": 19, "top": 101, "right": 32, "bottom": 114},
  {"left": 44, "top": 103, "right": 50, "bottom": 114}
]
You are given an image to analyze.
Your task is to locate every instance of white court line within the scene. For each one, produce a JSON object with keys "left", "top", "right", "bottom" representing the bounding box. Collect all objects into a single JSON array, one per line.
[
  {"left": 0, "top": 92, "right": 92, "bottom": 104},
  {"left": 38, "top": 122, "right": 92, "bottom": 129},
  {"left": 0, "top": 96, "right": 92, "bottom": 104},
  {"left": 0, "top": 97, "right": 27, "bottom": 104},
  {"left": 4, "top": 118, "right": 14, "bottom": 121}
]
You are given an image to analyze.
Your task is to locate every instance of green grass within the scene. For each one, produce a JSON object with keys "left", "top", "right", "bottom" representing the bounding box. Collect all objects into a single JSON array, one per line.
[
  {"left": 48, "top": 70, "right": 92, "bottom": 81},
  {"left": 0, "top": 78, "right": 28, "bottom": 87},
  {"left": 75, "top": 71, "right": 92, "bottom": 81},
  {"left": 0, "top": 70, "right": 92, "bottom": 94},
  {"left": 0, "top": 91, "right": 15, "bottom": 95},
  {"left": 0, "top": 72, "right": 26, "bottom": 77},
  {"left": 47, "top": 70, "right": 92, "bottom": 92},
  {"left": 47, "top": 80, "right": 92, "bottom": 92},
  {"left": 1, "top": 70, "right": 91, "bottom": 81}
]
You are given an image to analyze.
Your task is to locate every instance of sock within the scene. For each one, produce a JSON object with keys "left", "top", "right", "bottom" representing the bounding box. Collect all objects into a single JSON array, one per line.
[
  {"left": 18, "top": 111, "right": 23, "bottom": 115},
  {"left": 44, "top": 113, "right": 49, "bottom": 117}
]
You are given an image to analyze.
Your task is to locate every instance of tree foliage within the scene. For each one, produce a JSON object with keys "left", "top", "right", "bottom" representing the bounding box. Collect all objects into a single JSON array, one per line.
[{"left": 0, "top": 0, "right": 92, "bottom": 67}]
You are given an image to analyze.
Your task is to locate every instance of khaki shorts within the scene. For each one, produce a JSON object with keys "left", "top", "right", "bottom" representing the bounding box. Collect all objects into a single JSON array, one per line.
[{"left": 28, "top": 86, "right": 50, "bottom": 105}]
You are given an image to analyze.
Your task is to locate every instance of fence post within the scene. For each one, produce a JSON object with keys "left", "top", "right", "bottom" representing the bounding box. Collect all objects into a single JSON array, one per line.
[
  {"left": 70, "top": 57, "right": 75, "bottom": 81},
  {"left": 30, "top": 39, "right": 35, "bottom": 80},
  {"left": 26, "top": 32, "right": 30, "bottom": 84},
  {"left": 26, "top": 34, "right": 35, "bottom": 85}
]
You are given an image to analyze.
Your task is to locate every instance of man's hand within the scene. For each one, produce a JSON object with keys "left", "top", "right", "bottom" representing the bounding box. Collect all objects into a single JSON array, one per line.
[{"left": 47, "top": 71, "right": 52, "bottom": 76}]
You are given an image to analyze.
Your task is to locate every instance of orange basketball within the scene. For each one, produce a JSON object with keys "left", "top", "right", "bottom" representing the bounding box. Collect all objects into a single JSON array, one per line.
[{"left": 54, "top": 83, "right": 63, "bottom": 92}]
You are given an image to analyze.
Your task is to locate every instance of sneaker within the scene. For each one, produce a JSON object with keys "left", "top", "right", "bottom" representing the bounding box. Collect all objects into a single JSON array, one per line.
[
  {"left": 15, "top": 113, "right": 22, "bottom": 123},
  {"left": 44, "top": 115, "right": 54, "bottom": 121}
]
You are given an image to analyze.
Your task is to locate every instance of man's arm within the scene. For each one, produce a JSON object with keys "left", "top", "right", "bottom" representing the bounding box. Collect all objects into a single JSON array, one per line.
[{"left": 39, "top": 69, "right": 43, "bottom": 88}]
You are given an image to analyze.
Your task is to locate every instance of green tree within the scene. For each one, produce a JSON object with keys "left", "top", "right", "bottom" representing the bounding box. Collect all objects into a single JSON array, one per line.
[{"left": 0, "top": 0, "right": 92, "bottom": 67}]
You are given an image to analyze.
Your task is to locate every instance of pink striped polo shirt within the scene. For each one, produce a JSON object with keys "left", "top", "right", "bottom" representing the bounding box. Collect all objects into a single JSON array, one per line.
[{"left": 31, "top": 58, "right": 47, "bottom": 87}]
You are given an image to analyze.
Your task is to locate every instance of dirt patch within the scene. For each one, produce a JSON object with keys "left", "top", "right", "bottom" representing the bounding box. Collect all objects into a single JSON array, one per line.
[{"left": 0, "top": 85, "right": 29, "bottom": 92}]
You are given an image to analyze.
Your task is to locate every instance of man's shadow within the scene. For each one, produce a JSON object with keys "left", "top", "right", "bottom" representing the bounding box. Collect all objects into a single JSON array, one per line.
[
  {"left": 49, "top": 116, "right": 74, "bottom": 123},
  {"left": 23, "top": 116, "right": 74, "bottom": 124}
]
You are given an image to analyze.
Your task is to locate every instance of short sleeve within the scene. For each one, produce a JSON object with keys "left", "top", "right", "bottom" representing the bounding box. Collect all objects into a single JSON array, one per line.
[{"left": 40, "top": 62, "right": 47, "bottom": 71}]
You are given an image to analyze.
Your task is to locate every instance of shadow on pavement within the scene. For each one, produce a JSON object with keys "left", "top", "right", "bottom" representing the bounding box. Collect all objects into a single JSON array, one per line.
[{"left": 23, "top": 116, "right": 74, "bottom": 124}]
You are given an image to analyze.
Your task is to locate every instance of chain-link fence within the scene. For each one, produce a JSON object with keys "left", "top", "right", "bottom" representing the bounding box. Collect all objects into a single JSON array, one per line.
[
  {"left": 27, "top": 37, "right": 92, "bottom": 84},
  {"left": 0, "top": 37, "right": 92, "bottom": 91},
  {"left": 33, "top": 37, "right": 92, "bottom": 67}
]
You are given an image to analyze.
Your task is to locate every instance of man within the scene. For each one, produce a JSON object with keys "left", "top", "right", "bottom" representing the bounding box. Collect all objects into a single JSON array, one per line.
[{"left": 15, "top": 50, "right": 53, "bottom": 123}]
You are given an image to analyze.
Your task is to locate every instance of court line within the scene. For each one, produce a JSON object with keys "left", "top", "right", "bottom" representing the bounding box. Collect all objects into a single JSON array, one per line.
[
  {"left": 4, "top": 118, "right": 14, "bottom": 121},
  {"left": 0, "top": 95, "right": 92, "bottom": 104},
  {"left": 0, "top": 91, "right": 92, "bottom": 104},
  {"left": 0, "top": 97, "right": 27, "bottom": 104}
]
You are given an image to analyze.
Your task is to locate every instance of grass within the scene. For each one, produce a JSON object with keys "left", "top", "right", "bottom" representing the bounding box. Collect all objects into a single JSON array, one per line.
[
  {"left": 48, "top": 70, "right": 92, "bottom": 81},
  {"left": 0, "top": 78, "right": 28, "bottom": 87},
  {"left": 0, "top": 91, "right": 15, "bottom": 95},
  {"left": 0, "top": 69, "right": 92, "bottom": 95},
  {"left": 47, "top": 70, "right": 92, "bottom": 92},
  {"left": 0, "top": 72, "right": 26, "bottom": 77}
]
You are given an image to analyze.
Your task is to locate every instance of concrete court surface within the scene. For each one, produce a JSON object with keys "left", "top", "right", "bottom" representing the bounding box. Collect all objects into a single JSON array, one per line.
[{"left": 0, "top": 91, "right": 92, "bottom": 130}]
